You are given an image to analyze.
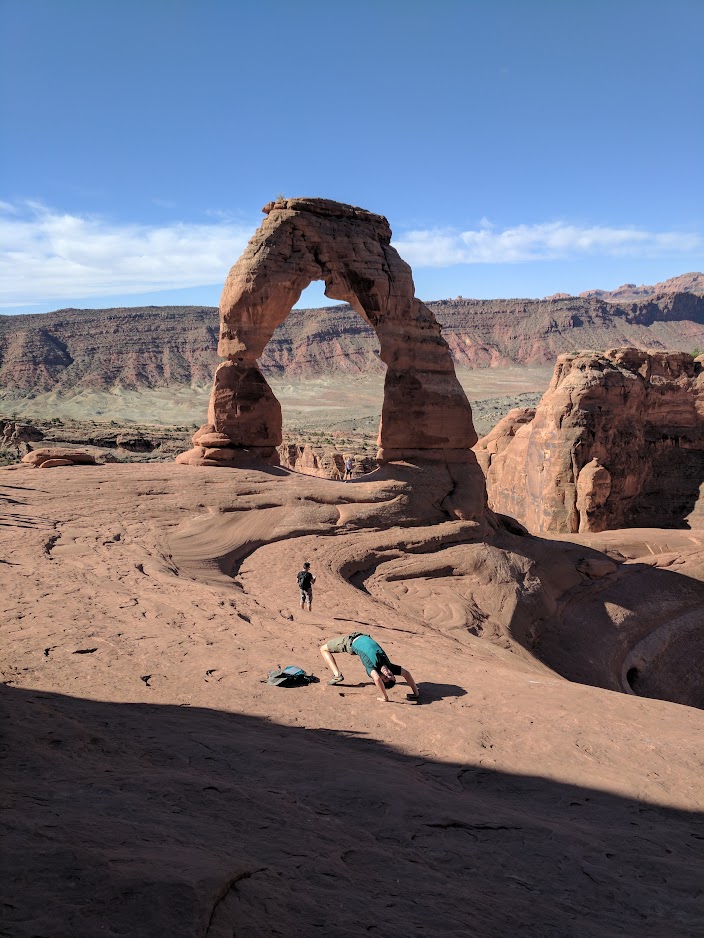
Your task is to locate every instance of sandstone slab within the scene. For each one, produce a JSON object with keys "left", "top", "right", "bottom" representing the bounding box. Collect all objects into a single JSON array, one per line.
[
  {"left": 21, "top": 448, "right": 97, "bottom": 467},
  {"left": 3, "top": 460, "right": 704, "bottom": 935}
]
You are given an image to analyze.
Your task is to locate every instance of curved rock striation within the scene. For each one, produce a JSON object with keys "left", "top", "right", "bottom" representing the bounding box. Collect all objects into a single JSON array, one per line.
[
  {"left": 475, "top": 349, "right": 704, "bottom": 534},
  {"left": 3, "top": 458, "right": 704, "bottom": 934}
]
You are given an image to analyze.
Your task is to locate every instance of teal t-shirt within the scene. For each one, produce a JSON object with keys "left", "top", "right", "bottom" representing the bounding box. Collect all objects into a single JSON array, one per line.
[{"left": 351, "top": 635, "right": 386, "bottom": 676}]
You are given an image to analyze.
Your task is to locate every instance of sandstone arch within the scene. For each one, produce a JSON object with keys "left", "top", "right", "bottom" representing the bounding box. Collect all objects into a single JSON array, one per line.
[
  {"left": 214, "top": 197, "right": 476, "bottom": 459},
  {"left": 178, "top": 198, "right": 486, "bottom": 517}
]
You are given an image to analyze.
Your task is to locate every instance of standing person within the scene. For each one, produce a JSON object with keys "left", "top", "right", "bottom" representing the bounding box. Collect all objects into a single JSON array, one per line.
[
  {"left": 319, "top": 632, "right": 419, "bottom": 702},
  {"left": 297, "top": 562, "right": 316, "bottom": 611},
  {"left": 343, "top": 455, "right": 354, "bottom": 481}
]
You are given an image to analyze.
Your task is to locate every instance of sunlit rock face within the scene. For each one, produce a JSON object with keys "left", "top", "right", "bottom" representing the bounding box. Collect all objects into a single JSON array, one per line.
[
  {"left": 177, "top": 197, "right": 487, "bottom": 520},
  {"left": 475, "top": 349, "right": 704, "bottom": 533}
]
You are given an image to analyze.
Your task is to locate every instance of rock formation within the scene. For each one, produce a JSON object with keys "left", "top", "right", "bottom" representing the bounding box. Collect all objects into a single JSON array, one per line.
[
  {"left": 21, "top": 447, "right": 97, "bottom": 468},
  {"left": 471, "top": 406, "right": 536, "bottom": 480},
  {"left": 177, "top": 197, "right": 487, "bottom": 519},
  {"left": 0, "top": 419, "right": 44, "bottom": 449},
  {"left": 580, "top": 271, "right": 704, "bottom": 302},
  {"left": 277, "top": 443, "right": 375, "bottom": 480},
  {"left": 0, "top": 419, "right": 44, "bottom": 462},
  {"left": 475, "top": 349, "right": 704, "bottom": 533},
  {"left": 433, "top": 290, "right": 704, "bottom": 369}
]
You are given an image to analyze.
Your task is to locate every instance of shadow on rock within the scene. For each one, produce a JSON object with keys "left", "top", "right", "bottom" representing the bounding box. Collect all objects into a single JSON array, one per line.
[
  {"left": 3, "top": 685, "right": 703, "bottom": 938},
  {"left": 415, "top": 681, "right": 468, "bottom": 704},
  {"left": 497, "top": 528, "right": 704, "bottom": 710}
]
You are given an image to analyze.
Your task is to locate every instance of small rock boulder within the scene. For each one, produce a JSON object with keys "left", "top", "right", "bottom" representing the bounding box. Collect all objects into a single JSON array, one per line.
[
  {"left": 22, "top": 448, "right": 97, "bottom": 467},
  {"left": 192, "top": 425, "right": 233, "bottom": 447}
]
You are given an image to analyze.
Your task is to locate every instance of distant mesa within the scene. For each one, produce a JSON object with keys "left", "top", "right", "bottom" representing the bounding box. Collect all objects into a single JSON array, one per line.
[
  {"left": 578, "top": 271, "right": 704, "bottom": 302},
  {"left": 1, "top": 274, "right": 704, "bottom": 395},
  {"left": 541, "top": 273, "right": 704, "bottom": 303},
  {"left": 475, "top": 348, "right": 704, "bottom": 533}
]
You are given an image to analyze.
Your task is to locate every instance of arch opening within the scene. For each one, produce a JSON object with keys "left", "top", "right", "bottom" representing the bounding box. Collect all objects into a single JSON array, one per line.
[{"left": 261, "top": 279, "right": 385, "bottom": 480}]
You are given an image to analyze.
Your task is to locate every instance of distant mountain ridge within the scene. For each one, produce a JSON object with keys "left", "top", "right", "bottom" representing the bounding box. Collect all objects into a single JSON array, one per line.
[
  {"left": 1, "top": 279, "right": 703, "bottom": 394},
  {"left": 577, "top": 271, "right": 704, "bottom": 302}
]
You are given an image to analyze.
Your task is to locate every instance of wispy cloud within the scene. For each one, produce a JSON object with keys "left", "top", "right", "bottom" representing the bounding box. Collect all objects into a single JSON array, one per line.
[
  {"left": 1, "top": 202, "right": 702, "bottom": 308},
  {"left": 0, "top": 201, "right": 254, "bottom": 307},
  {"left": 393, "top": 221, "right": 703, "bottom": 267}
]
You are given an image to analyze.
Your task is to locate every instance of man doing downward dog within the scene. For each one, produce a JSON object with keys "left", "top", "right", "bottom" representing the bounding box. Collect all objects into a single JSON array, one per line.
[{"left": 320, "top": 632, "right": 418, "bottom": 702}]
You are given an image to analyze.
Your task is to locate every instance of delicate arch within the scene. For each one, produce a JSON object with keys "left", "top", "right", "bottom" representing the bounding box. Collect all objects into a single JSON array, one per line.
[{"left": 206, "top": 197, "right": 477, "bottom": 463}]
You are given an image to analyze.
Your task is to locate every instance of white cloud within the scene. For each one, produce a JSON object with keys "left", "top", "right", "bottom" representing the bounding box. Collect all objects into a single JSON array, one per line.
[
  {"left": 392, "top": 221, "right": 703, "bottom": 267},
  {"left": 0, "top": 201, "right": 254, "bottom": 306},
  {"left": 1, "top": 202, "right": 702, "bottom": 308}
]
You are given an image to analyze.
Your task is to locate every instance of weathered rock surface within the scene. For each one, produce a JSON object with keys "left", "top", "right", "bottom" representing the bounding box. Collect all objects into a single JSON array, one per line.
[
  {"left": 38, "top": 457, "right": 74, "bottom": 468},
  {"left": 277, "top": 443, "right": 375, "bottom": 480},
  {"left": 0, "top": 419, "right": 44, "bottom": 451},
  {"left": 2, "top": 463, "right": 704, "bottom": 935},
  {"left": 475, "top": 349, "right": 704, "bottom": 533},
  {"left": 21, "top": 447, "right": 97, "bottom": 467},
  {"left": 472, "top": 406, "right": 536, "bottom": 475},
  {"left": 0, "top": 417, "right": 196, "bottom": 468},
  {"left": 580, "top": 270, "right": 704, "bottom": 302},
  {"left": 192, "top": 428, "right": 233, "bottom": 448}
]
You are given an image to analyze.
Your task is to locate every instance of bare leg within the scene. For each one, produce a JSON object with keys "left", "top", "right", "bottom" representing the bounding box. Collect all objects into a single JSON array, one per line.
[
  {"left": 400, "top": 667, "right": 418, "bottom": 696},
  {"left": 319, "top": 643, "right": 341, "bottom": 677}
]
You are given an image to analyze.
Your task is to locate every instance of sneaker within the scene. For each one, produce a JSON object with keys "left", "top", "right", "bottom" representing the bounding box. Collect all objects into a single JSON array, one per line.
[{"left": 328, "top": 674, "right": 344, "bottom": 685}]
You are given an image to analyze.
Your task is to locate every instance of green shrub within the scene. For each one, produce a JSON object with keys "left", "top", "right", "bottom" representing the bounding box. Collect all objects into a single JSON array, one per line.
[{"left": 0, "top": 448, "right": 20, "bottom": 466}]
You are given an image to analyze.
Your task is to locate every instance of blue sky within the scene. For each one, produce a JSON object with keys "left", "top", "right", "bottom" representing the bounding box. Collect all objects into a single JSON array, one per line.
[{"left": 1, "top": 0, "right": 702, "bottom": 314}]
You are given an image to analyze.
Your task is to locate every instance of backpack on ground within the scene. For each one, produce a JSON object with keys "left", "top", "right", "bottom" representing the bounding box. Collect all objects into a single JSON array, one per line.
[
  {"left": 297, "top": 570, "right": 313, "bottom": 590},
  {"left": 267, "top": 665, "right": 318, "bottom": 687}
]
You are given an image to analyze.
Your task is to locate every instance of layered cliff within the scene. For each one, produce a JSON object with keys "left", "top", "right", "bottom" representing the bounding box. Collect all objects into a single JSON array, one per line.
[{"left": 1, "top": 290, "right": 703, "bottom": 394}]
